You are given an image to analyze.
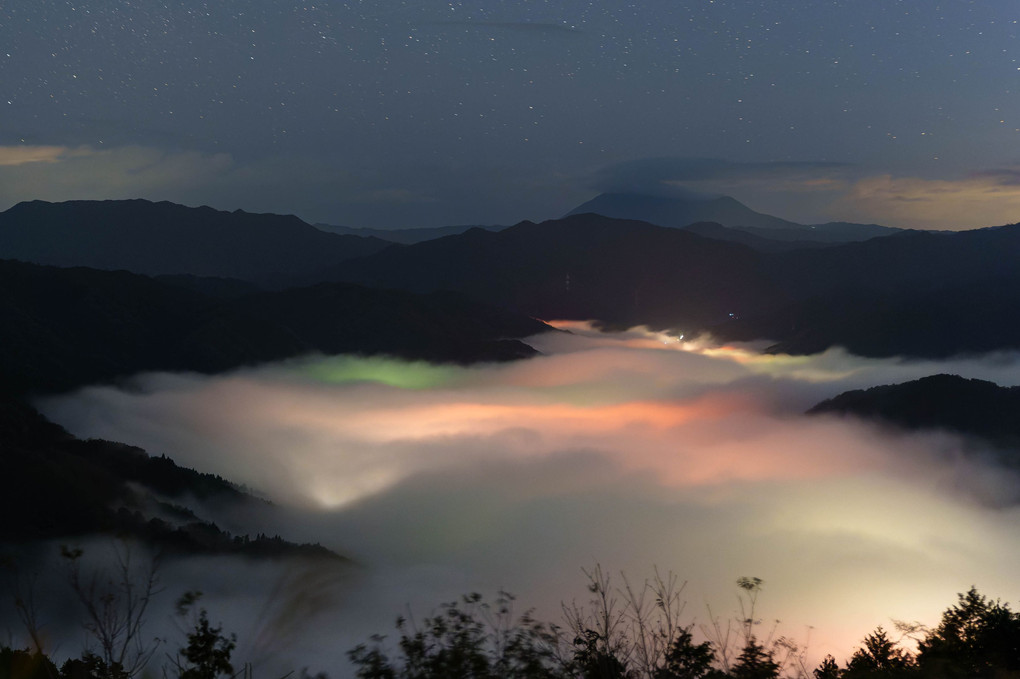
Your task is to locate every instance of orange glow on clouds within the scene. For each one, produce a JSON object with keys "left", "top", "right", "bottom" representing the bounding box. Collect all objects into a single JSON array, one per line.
[
  {"left": 832, "top": 173, "right": 1020, "bottom": 230},
  {"left": 37, "top": 326, "right": 1020, "bottom": 671}
]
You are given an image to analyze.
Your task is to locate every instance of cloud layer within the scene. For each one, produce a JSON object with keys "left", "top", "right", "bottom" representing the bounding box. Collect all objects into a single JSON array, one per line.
[
  {"left": 32, "top": 326, "right": 1020, "bottom": 676},
  {"left": 3, "top": 145, "right": 1020, "bottom": 231},
  {"left": 587, "top": 156, "right": 1020, "bottom": 230},
  {"left": 831, "top": 173, "right": 1020, "bottom": 230}
]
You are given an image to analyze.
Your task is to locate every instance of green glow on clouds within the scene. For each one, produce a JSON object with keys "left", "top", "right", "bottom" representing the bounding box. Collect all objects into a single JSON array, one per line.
[{"left": 297, "top": 356, "right": 465, "bottom": 390}]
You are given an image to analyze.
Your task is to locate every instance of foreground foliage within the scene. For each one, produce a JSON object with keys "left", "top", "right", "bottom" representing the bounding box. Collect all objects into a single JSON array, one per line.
[
  {"left": 2, "top": 549, "right": 1018, "bottom": 679},
  {"left": 2, "top": 546, "right": 238, "bottom": 679},
  {"left": 348, "top": 579, "right": 1020, "bottom": 679}
]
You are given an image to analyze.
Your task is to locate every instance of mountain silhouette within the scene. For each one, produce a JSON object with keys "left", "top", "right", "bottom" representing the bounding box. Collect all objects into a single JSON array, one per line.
[
  {"left": 566, "top": 192, "right": 900, "bottom": 243},
  {"left": 0, "top": 199, "right": 393, "bottom": 285},
  {"left": 326, "top": 212, "right": 1020, "bottom": 357},
  {"left": 738, "top": 221, "right": 901, "bottom": 243},
  {"left": 716, "top": 274, "right": 1020, "bottom": 358},
  {"left": 710, "top": 223, "right": 1020, "bottom": 355},
  {"left": 327, "top": 213, "right": 783, "bottom": 329},
  {"left": 0, "top": 393, "right": 343, "bottom": 558},
  {"left": 0, "top": 259, "right": 550, "bottom": 397},
  {"left": 681, "top": 221, "right": 833, "bottom": 252},
  {"left": 315, "top": 222, "right": 509, "bottom": 244},
  {"left": 764, "top": 226, "right": 1020, "bottom": 296},
  {"left": 7, "top": 198, "right": 1020, "bottom": 362},
  {"left": 808, "top": 374, "right": 1020, "bottom": 455},
  {"left": 0, "top": 257, "right": 552, "bottom": 550}
]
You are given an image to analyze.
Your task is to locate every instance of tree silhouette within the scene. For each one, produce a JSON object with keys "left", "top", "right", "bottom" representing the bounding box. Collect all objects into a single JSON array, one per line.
[
  {"left": 572, "top": 628, "right": 631, "bottom": 679},
  {"left": 843, "top": 627, "right": 914, "bottom": 679},
  {"left": 12, "top": 555, "right": 1020, "bottom": 679},
  {"left": 175, "top": 609, "right": 235, "bottom": 679},
  {"left": 654, "top": 627, "right": 718, "bottom": 679},
  {"left": 812, "top": 654, "right": 840, "bottom": 679},
  {"left": 916, "top": 586, "right": 1020, "bottom": 678},
  {"left": 0, "top": 647, "right": 59, "bottom": 679},
  {"left": 59, "top": 651, "right": 126, "bottom": 679},
  {"left": 729, "top": 639, "right": 779, "bottom": 679},
  {"left": 60, "top": 544, "right": 162, "bottom": 679}
]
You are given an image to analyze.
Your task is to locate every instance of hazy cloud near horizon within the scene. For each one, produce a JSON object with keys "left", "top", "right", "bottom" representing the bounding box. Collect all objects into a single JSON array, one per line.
[
  {"left": 586, "top": 156, "right": 1020, "bottom": 229},
  {"left": 5, "top": 146, "right": 1020, "bottom": 230},
  {"left": 31, "top": 326, "right": 1020, "bottom": 677},
  {"left": 589, "top": 157, "right": 854, "bottom": 194}
]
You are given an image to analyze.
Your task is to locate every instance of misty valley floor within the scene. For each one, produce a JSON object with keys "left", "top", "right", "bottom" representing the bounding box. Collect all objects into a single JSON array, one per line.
[{"left": 25, "top": 325, "right": 1020, "bottom": 677}]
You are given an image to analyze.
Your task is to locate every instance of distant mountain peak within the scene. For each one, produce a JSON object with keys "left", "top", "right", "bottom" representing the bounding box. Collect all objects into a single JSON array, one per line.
[
  {"left": 565, "top": 191, "right": 901, "bottom": 245},
  {"left": 566, "top": 191, "right": 802, "bottom": 231}
]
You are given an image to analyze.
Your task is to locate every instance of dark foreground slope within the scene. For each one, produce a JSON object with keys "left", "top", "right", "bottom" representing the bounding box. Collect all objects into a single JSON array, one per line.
[
  {"left": 765, "top": 224, "right": 1020, "bottom": 297},
  {"left": 714, "top": 223, "right": 1020, "bottom": 357},
  {"left": 0, "top": 259, "right": 549, "bottom": 397},
  {"left": 0, "top": 199, "right": 392, "bottom": 285},
  {"left": 0, "top": 395, "right": 341, "bottom": 558},
  {"left": 717, "top": 275, "right": 1020, "bottom": 358},
  {"left": 808, "top": 374, "right": 1020, "bottom": 454}
]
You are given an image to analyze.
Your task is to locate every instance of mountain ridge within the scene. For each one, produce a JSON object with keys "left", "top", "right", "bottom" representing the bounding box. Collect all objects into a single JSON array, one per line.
[
  {"left": 0, "top": 259, "right": 550, "bottom": 397},
  {"left": 808, "top": 374, "right": 1020, "bottom": 456},
  {"left": 0, "top": 199, "right": 394, "bottom": 285},
  {"left": 314, "top": 221, "right": 509, "bottom": 244},
  {"left": 327, "top": 212, "right": 781, "bottom": 329},
  {"left": 565, "top": 191, "right": 902, "bottom": 243},
  {"left": 566, "top": 192, "right": 803, "bottom": 231},
  {"left": 327, "top": 211, "right": 1020, "bottom": 357},
  {"left": 6, "top": 198, "right": 1020, "bottom": 359},
  {"left": 0, "top": 393, "right": 344, "bottom": 558}
]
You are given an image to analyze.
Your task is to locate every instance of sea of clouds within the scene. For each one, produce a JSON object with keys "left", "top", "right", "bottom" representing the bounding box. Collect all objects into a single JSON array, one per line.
[{"left": 25, "top": 324, "right": 1020, "bottom": 676}]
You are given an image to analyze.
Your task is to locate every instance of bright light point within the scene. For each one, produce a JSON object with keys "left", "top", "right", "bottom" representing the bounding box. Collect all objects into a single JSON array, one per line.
[{"left": 542, "top": 320, "right": 867, "bottom": 383}]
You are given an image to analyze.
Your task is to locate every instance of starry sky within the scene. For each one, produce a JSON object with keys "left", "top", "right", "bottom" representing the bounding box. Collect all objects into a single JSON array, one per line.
[{"left": 2, "top": 1, "right": 1018, "bottom": 229}]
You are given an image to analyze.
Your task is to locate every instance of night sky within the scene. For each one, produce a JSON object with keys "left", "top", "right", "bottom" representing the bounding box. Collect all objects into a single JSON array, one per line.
[{"left": 2, "top": 1, "right": 1018, "bottom": 229}]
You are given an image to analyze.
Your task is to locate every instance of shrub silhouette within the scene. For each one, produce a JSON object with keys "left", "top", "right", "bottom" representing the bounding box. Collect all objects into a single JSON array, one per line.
[
  {"left": 347, "top": 591, "right": 565, "bottom": 679},
  {"left": 5, "top": 554, "right": 1020, "bottom": 679}
]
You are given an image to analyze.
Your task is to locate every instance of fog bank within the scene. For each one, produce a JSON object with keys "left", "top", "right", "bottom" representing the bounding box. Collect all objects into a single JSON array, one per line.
[{"left": 33, "top": 325, "right": 1020, "bottom": 676}]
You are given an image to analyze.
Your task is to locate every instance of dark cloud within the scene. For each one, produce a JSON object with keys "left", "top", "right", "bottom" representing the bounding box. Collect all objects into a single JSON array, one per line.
[
  {"left": 590, "top": 157, "right": 854, "bottom": 195},
  {"left": 430, "top": 20, "right": 585, "bottom": 35},
  {"left": 970, "top": 167, "right": 1020, "bottom": 186}
]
